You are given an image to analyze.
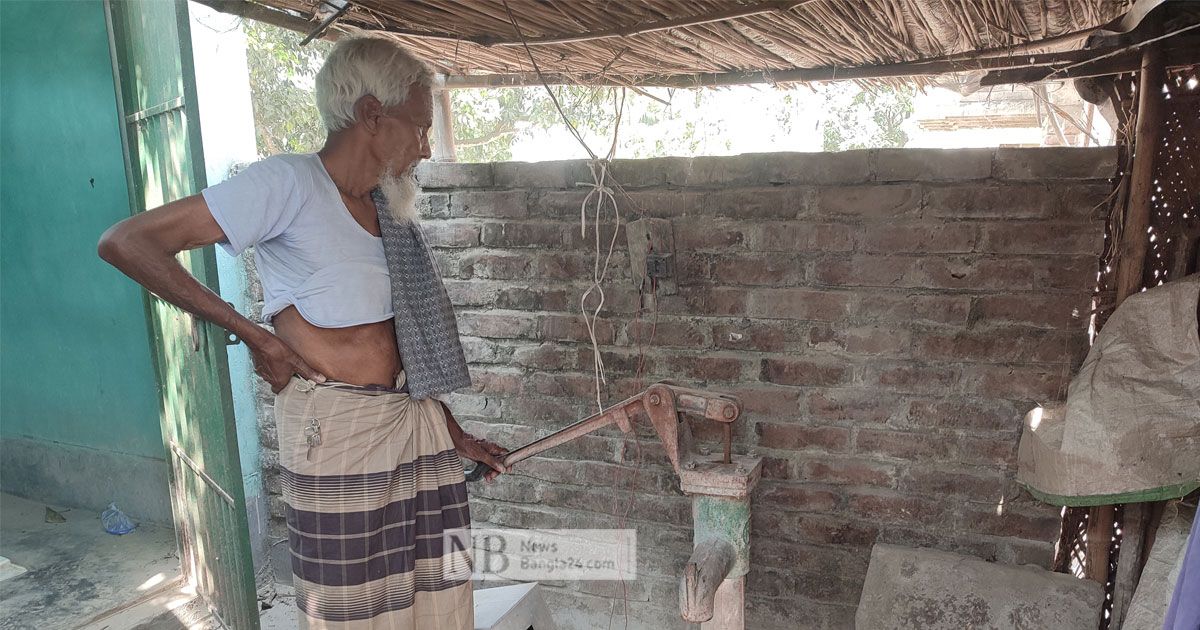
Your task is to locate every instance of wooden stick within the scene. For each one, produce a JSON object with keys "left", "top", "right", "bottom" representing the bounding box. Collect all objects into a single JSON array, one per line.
[
  {"left": 1084, "top": 504, "right": 1115, "bottom": 582},
  {"left": 446, "top": 44, "right": 1133, "bottom": 89},
  {"left": 489, "top": 0, "right": 819, "bottom": 48},
  {"left": 1114, "top": 36, "right": 1165, "bottom": 302}
]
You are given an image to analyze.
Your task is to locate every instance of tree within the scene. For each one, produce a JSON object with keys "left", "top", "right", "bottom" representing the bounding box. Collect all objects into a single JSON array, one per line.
[
  {"left": 243, "top": 20, "right": 332, "bottom": 156},
  {"left": 821, "top": 83, "right": 915, "bottom": 151},
  {"left": 449, "top": 85, "right": 617, "bottom": 162}
]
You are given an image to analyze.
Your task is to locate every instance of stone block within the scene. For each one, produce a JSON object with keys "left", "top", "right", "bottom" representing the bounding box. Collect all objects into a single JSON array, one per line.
[
  {"left": 414, "top": 161, "right": 493, "bottom": 188},
  {"left": 993, "top": 146, "right": 1118, "bottom": 180},
  {"left": 874, "top": 148, "right": 993, "bottom": 182},
  {"left": 856, "top": 543, "right": 1104, "bottom": 630}
]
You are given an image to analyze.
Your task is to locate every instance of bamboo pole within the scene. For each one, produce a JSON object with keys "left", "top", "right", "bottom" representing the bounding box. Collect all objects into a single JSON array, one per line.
[
  {"left": 431, "top": 83, "right": 457, "bottom": 162},
  {"left": 1114, "top": 38, "right": 1165, "bottom": 302}
]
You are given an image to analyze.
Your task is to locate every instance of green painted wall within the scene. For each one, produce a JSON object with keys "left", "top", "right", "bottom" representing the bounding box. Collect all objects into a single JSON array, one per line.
[{"left": 1, "top": 0, "right": 164, "bottom": 459}]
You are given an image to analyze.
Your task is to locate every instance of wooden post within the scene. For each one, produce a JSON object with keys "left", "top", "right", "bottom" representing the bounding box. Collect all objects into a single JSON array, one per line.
[
  {"left": 1083, "top": 27, "right": 1165, "bottom": 597},
  {"left": 431, "top": 78, "right": 457, "bottom": 162},
  {"left": 1114, "top": 39, "right": 1165, "bottom": 302}
]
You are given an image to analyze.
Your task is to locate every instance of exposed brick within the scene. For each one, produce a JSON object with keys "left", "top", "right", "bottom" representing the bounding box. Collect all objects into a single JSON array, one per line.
[
  {"left": 495, "top": 286, "right": 571, "bottom": 311},
  {"left": 683, "top": 151, "right": 870, "bottom": 187},
  {"left": 873, "top": 147, "right": 993, "bottom": 182},
  {"left": 457, "top": 311, "right": 538, "bottom": 339},
  {"left": 960, "top": 364, "right": 1070, "bottom": 400},
  {"left": 460, "top": 252, "right": 529, "bottom": 279},
  {"left": 460, "top": 336, "right": 509, "bottom": 363},
  {"left": 756, "top": 422, "right": 851, "bottom": 452},
  {"left": 443, "top": 279, "right": 498, "bottom": 307},
  {"left": 914, "top": 327, "right": 1089, "bottom": 364},
  {"left": 423, "top": 221, "right": 481, "bottom": 248},
  {"left": 493, "top": 160, "right": 584, "bottom": 188},
  {"left": 843, "top": 326, "right": 913, "bottom": 356},
  {"left": 801, "top": 457, "right": 897, "bottom": 487},
  {"left": 712, "top": 254, "right": 807, "bottom": 286},
  {"left": 757, "top": 481, "right": 842, "bottom": 513},
  {"left": 530, "top": 253, "right": 596, "bottom": 280},
  {"left": 415, "top": 162, "right": 493, "bottom": 188},
  {"left": 610, "top": 189, "right": 708, "bottom": 218},
  {"left": 480, "top": 222, "right": 568, "bottom": 248},
  {"left": 900, "top": 465, "right": 1011, "bottom": 498},
  {"left": 668, "top": 355, "right": 746, "bottom": 381},
  {"left": 540, "top": 313, "right": 615, "bottom": 344},
  {"left": 1033, "top": 255, "right": 1102, "bottom": 290},
  {"left": 972, "top": 294, "right": 1091, "bottom": 329},
  {"left": 677, "top": 286, "right": 749, "bottom": 316},
  {"left": 859, "top": 223, "right": 980, "bottom": 253},
  {"left": 761, "top": 455, "right": 795, "bottom": 480},
  {"left": 815, "top": 184, "right": 921, "bottom": 219},
  {"left": 955, "top": 434, "right": 1021, "bottom": 468},
  {"left": 729, "top": 384, "right": 802, "bottom": 417},
  {"left": 977, "top": 222, "right": 1104, "bottom": 255},
  {"left": 761, "top": 358, "right": 849, "bottom": 387},
  {"left": 855, "top": 428, "right": 953, "bottom": 460},
  {"left": 705, "top": 187, "right": 810, "bottom": 219},
  {"left": 846, "top": 489, "right": 947, "bottom": 526},
  {"left": 853, "top": 292, "right": 971, "bottom": 325},
  {"left": 958, "top": 504, "right": 1062, "bottom": 541},
  {"left": 510, "top": 344, "right": 579, "bottom": 370},
  {"left": 626, "top": 318, "right": 708, "bottom": 348},
  {"left": 993, "top": 146, "right": 1117, "bottom": 180},
  {"left": 924, "top": 183, "right": 1056, "bottom": 219},
  {"left": 450, "top": 190, "right": 528, "bottom": 218},
  {"left": 747, "top": 288, "right": 852, "bottom": 321},
  {"left": 609, "top": 156, "right": 692, "bottom": 187},
  {"left": 468, "top": 368, "right": 524, "bottom": 395},
  {"left": 815, "top": 255, "right": 1036, "bottom": 291},
  {"left": 502, "top": 396, "right": 584, "bottom": 430},
  {"left": 528, "top": 371, "right": 598, "bottom": 399},
  {"left": 865, "top": 363, "right": 959, "bottom": 395},
  {"left": 713, "top": 320, "right": 797, "bottom": 352},
  {"left": 671, "top": 218, "right": 746, "bottom": 250},
  {"left": 748, "top": 222, "right": 855, "bottom": 252},
  {"left": 806, "top": 389, "right": 903, "bottom": 425},
  {"left": 901, "top": 398, "right": 1024, "bottom": 433},
  {"left": 416, "top": 192, "right": 450, "bottom": 219}
]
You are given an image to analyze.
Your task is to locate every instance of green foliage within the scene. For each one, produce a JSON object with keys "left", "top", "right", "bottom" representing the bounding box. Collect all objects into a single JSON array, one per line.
[
  {"left": 821, "top": 83, "right": 915, "bottom": 152},
  {"left": 241, "top": 20, "right": 917, "bottom": 161},
  {"left": 450, "top": 86, "right": 617, "bottom": 162},
  {"left": 243, "top": 20, "right": 331, "bottom": 156}
]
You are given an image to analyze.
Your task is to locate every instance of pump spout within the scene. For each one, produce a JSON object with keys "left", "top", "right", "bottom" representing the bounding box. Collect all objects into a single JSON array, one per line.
[{"left": 679, "top": 539, "right": 735, "bottom": 623}]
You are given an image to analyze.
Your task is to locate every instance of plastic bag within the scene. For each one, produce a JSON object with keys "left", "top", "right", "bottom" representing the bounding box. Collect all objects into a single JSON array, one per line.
[{"left": 101, "top": 503, "right": 136, "bottom": 535}]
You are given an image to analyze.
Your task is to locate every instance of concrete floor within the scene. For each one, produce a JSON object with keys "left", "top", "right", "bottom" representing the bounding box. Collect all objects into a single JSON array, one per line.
[{"left": 0, "top": 493, "right": 179, "bottom": 630}]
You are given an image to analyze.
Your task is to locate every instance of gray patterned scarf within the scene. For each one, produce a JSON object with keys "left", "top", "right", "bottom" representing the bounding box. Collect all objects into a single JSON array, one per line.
[{"left": 372, "top": 188, "right": 471, "bottom": 400}]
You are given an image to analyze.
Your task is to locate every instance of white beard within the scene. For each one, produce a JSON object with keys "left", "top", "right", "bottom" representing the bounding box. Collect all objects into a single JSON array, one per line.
[{"left": 378, "top": 167, "right": 420, "bottom": 224}]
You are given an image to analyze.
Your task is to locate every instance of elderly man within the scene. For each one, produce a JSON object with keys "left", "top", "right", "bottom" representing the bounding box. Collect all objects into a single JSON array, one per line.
[{"left": 98, "top": 35, "right": 506, "bottom": 629}]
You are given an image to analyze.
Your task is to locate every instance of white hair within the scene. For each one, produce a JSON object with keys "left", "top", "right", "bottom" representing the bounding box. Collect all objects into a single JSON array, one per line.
[{"left": 314, "top": 35, "right": 433, "bottom": 133}]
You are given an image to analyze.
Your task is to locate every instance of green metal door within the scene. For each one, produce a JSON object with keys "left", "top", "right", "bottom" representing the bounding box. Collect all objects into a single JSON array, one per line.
[{"left": 106, "top": 1, "right": 259, "bottom": 627}]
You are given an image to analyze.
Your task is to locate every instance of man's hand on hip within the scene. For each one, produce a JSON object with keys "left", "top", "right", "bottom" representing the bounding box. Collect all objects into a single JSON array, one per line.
[{"left": 249, "top": 332, "right": 326, "bottom": 393}]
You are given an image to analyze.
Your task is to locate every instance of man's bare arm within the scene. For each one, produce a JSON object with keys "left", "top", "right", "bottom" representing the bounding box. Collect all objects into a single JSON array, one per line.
[{"left": 97, "top": 194, "right": 324, "bottom": 391}]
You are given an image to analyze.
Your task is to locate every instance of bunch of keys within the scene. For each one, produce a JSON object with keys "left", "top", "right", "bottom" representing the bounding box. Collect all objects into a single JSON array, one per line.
[{"left": 305, "top": 418, "right": 322, "bottom": 461}]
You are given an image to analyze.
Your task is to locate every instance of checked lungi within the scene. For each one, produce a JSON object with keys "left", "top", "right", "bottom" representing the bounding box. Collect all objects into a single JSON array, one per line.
[{"left": 275, "top": 371, "right": 474, "bottom": 629}]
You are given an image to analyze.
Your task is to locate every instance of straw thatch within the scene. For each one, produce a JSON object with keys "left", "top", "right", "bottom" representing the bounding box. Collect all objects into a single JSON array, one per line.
[{"left": 237, "top": 0, "right": 1133, "bottom": 85}]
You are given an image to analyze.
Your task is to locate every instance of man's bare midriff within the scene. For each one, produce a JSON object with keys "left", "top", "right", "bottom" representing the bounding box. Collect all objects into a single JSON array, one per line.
[{"left": 272, "top": 305, "right": 401, "bottom": 387}]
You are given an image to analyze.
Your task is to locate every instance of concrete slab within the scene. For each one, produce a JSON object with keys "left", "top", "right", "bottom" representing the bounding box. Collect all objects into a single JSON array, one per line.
[
  {"left": 855, "top": 543, "right": 1104, "bottom": 630},
  {"left": 0, "top": 493, "right": 179, "bottom": 630}
]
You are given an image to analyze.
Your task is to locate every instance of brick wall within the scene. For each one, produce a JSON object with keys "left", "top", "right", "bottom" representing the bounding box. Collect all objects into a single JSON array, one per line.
[{"left": 254, "top": 147, "right": 1115, "bottom": 629}]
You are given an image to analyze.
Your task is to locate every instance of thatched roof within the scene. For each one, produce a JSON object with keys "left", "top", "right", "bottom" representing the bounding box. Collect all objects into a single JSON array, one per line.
[{"left": 209, "top": 0, "right": 1148, "bottom": 86}]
